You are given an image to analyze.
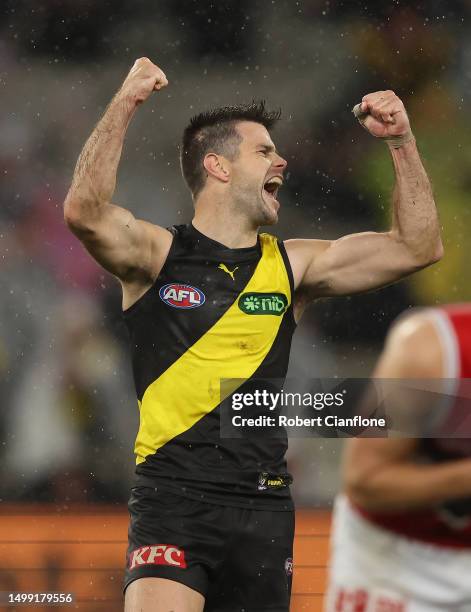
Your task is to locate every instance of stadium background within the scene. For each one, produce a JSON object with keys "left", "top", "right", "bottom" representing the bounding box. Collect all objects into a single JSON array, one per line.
[{"left": 1, "top": 0, "right": 469, "bottom": 609}]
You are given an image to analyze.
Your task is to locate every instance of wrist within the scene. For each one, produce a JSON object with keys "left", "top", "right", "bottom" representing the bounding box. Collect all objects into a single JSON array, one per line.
[
  {"left": 387, "top": 135, "right": 417, "bottom": 158},
  {"left": 114, "top": 87, "right": 140, "bottom": 117},
  {"left": 385, "top": 131, "right": 415, "bottom": 149}
]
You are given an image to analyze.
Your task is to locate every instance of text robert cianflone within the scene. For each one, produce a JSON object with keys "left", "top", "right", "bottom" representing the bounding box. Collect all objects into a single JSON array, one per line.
[
  {"left": 231, "top": 414, "right": 387, "bottom": 428},
  {"left": 229, "top": 388, "right": 387, "bottom": 431},
  {"left": 231, "top": 390, "right": 345, "bottom": 411}
]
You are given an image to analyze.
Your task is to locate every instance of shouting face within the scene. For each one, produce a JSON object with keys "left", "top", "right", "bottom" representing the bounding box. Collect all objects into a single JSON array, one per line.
[{"left": 228, "top": 121, "right": 287, "bottom": 226}]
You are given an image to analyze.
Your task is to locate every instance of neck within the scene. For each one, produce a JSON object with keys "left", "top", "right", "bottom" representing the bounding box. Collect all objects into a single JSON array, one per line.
[{"left": 192, "top": 191, "right": 259, "bottom": 248}]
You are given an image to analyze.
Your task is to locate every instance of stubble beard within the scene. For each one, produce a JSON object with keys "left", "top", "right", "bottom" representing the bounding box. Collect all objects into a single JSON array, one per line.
[
  {"left": 230, "top": 183, "right": 277, "bottom": 229},
  {"left": 260, "top": 196, "right": 278, "bottom": 226}
]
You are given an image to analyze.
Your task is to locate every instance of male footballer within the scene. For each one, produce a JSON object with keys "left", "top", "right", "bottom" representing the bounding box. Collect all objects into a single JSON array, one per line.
[
  {"left": 326, "top": 305, "right": 471, "bottom": 612},
  {"left": 64, "top": 58, "right": 442, "bottom": 612}
]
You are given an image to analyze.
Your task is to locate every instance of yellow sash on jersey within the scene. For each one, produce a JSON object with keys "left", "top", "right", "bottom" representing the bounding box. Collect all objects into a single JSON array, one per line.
[{"left": 135, "top": 233, "right": 291, "bottom": 464}]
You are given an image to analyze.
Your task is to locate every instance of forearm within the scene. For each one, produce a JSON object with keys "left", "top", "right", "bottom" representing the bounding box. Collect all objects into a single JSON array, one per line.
[
  {"left": 389, "top": 140, "right": 442, "bottom": 264},
  {"left": 347, "top": 458, "right": 471, "bottom": 512},
  {"left": 64, "top": 92, "right": 136, "bottom": 222}
]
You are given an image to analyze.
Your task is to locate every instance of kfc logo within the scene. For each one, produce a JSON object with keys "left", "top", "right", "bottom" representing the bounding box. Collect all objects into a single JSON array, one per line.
[{"left": 129, "top": 544, "right": 187, "bottom": 570}]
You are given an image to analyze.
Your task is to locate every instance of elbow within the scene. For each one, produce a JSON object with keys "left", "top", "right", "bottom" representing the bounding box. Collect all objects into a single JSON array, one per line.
[
  {"left": 63, "top": 199, "right": 80, "bottom": 229},
  {"left": 64, "top": 203, "right": 88, "bottom": 237},
  {"left": 344, "top": 473, "right": 384, "bottom": 512},
  {"left": 344, "top": 481, "right": 370, "bottom": 511},
  {"left": 345, "top": 487, "right": 382, "bottom": 513},
  {"left": 63, "top": 194, "right": 101, "bottom": 236},
  {"left": 390, "top": 230, "right": 444, "bottom": 272},
  {"left": 415, "top": 240, "right": 444, "bottom": 268},
  {"left": 430, "top": 239, "right": 444, "bottom": 264},
  {"left": 406, "top": 238, "right": 444, "bottom": 271}
]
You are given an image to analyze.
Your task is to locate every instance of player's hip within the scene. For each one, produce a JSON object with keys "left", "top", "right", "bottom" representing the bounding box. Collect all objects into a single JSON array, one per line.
[{"left": 124, "top": 485, "right": 295, "bottom": 611}]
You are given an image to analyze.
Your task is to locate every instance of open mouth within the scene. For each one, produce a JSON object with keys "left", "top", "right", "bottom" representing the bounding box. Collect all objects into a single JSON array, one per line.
[{"left": 263, "top": 177, "right": 283, "bottom": 202}]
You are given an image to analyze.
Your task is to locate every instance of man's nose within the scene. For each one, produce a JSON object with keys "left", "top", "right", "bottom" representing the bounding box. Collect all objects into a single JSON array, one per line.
[{"left": 274, "top": 154, "right": 287, "bottom": 171}]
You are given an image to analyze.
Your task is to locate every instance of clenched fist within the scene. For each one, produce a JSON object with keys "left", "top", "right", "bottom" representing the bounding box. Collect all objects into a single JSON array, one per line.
[
  {"left": 353, "top": 90, "right": 414, "bottom": 148},
  {"left": 119, "top": 57, "right": 168, "bottom": 106}
]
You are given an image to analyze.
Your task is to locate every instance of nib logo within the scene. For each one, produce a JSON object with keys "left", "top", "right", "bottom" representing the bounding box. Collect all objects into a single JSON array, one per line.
[
  {"left": 129, "top": 544, "right": 187, "bottom": 570},
  {"left": 242, "top": 295, "right": 261, "bottom": 311},
  {"left": 238, "top": 292, "right": 288, "bottom": 316}
]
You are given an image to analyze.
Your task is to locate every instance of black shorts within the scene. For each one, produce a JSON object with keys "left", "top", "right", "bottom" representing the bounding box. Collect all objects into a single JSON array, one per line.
[{"left": 124, "top": 486, "right": 295, "bottom": 612}]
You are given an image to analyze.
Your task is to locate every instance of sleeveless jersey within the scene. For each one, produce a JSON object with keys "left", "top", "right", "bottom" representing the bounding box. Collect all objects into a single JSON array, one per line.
[
  {"left": 357, "top": 304, "right": 471, "bottom": 547},
  {"left": 123, "top": 224, "right": 296, "bottom": 510}
]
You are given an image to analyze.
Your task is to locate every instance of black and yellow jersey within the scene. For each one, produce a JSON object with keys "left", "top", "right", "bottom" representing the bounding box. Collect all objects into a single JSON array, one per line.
[{"left": 123, "top": 223, "right": 296, "bottom": 509}]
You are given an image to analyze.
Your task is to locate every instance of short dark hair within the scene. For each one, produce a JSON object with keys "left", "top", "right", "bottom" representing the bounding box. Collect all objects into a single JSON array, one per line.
[{"left": 180, "top": 100, "right": 281, "bottom": 199}]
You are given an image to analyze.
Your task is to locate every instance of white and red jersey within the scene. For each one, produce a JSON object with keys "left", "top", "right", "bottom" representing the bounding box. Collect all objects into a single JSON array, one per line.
[{"left": 356, "top": 304, "right": 471, "bottom": 548}]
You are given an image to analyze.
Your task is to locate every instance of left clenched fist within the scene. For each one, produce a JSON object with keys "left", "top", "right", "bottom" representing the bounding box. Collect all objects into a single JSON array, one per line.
[{"left": 353, "top": 90, "right": 412, "bottom": 142}]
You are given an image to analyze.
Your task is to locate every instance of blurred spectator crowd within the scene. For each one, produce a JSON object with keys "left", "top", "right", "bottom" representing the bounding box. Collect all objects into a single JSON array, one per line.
[{"left": 1, "top": 0, "right": 471, "bottom": 506}]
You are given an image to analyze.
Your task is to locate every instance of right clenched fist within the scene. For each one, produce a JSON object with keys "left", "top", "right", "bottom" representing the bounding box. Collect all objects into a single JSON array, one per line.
[{"left": 119, "top": 57, "right": 168, "bottom": 106}]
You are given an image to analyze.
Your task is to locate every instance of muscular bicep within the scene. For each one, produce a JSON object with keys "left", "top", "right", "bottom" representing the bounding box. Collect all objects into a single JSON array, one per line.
[
  {"left": 65, "top": 202, "right": 172, "bottom": 282},
  {"left": 286, "top": 231, "right": 424, "bottom": 299}
]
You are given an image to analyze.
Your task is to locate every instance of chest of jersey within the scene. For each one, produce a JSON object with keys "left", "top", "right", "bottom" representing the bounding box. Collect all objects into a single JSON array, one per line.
[{"left": 123, "top": 227, "right": 294, "bottom": 402}]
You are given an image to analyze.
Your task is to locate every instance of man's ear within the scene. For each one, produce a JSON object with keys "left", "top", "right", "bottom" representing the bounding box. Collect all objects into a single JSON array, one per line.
[{"left": 203, "top": 153, "right": 230, "bottom": 183}]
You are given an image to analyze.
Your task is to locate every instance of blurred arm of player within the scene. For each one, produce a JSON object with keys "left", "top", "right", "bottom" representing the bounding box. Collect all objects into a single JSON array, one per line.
[
  {"left": 285, "top": 90, "right": 443, "bottom": 317},
  {"left": 64, "top": 58, "right": 172, "bottom": 308},
  {"left": 343, "top": 311, "right": 471, "bottom": 512}
]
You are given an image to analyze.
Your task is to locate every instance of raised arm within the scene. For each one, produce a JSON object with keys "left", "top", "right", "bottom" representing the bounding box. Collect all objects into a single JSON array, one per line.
[
  {"left": 64, "top": 58, "right": 172, "bottom": 296},
  {"left": 285, "top": 91, "right": 443, "bottom": 308}
]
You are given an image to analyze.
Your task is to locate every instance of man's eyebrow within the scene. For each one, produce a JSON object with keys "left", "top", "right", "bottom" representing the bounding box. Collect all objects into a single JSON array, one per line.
[{"left": 257, "top": 143, "right": 277, "bottom": 153}]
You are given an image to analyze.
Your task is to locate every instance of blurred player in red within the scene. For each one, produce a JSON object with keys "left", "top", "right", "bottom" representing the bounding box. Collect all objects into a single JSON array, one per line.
[{"left": 326, "top": 304, "right": 471, "bottom": 612}]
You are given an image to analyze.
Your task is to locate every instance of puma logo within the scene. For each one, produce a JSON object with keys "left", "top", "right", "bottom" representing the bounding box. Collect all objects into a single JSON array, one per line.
[{"left": 218, "top": 263, "right": 238, "bottom": 281}]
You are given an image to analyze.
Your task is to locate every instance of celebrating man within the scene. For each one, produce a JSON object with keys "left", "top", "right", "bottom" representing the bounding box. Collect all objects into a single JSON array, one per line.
[{"left": 64, "top": 58, "right": 442, "bottom": 612}]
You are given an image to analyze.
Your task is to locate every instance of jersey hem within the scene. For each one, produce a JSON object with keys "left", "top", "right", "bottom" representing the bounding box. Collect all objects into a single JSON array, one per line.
[{"left": 133, "top": 477, "right": 295, "bottom": 511}]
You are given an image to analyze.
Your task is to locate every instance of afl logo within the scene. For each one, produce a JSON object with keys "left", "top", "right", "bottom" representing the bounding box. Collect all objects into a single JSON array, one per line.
[{"left": 159, "top": 283, "right": 205, "bottom": 309}]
